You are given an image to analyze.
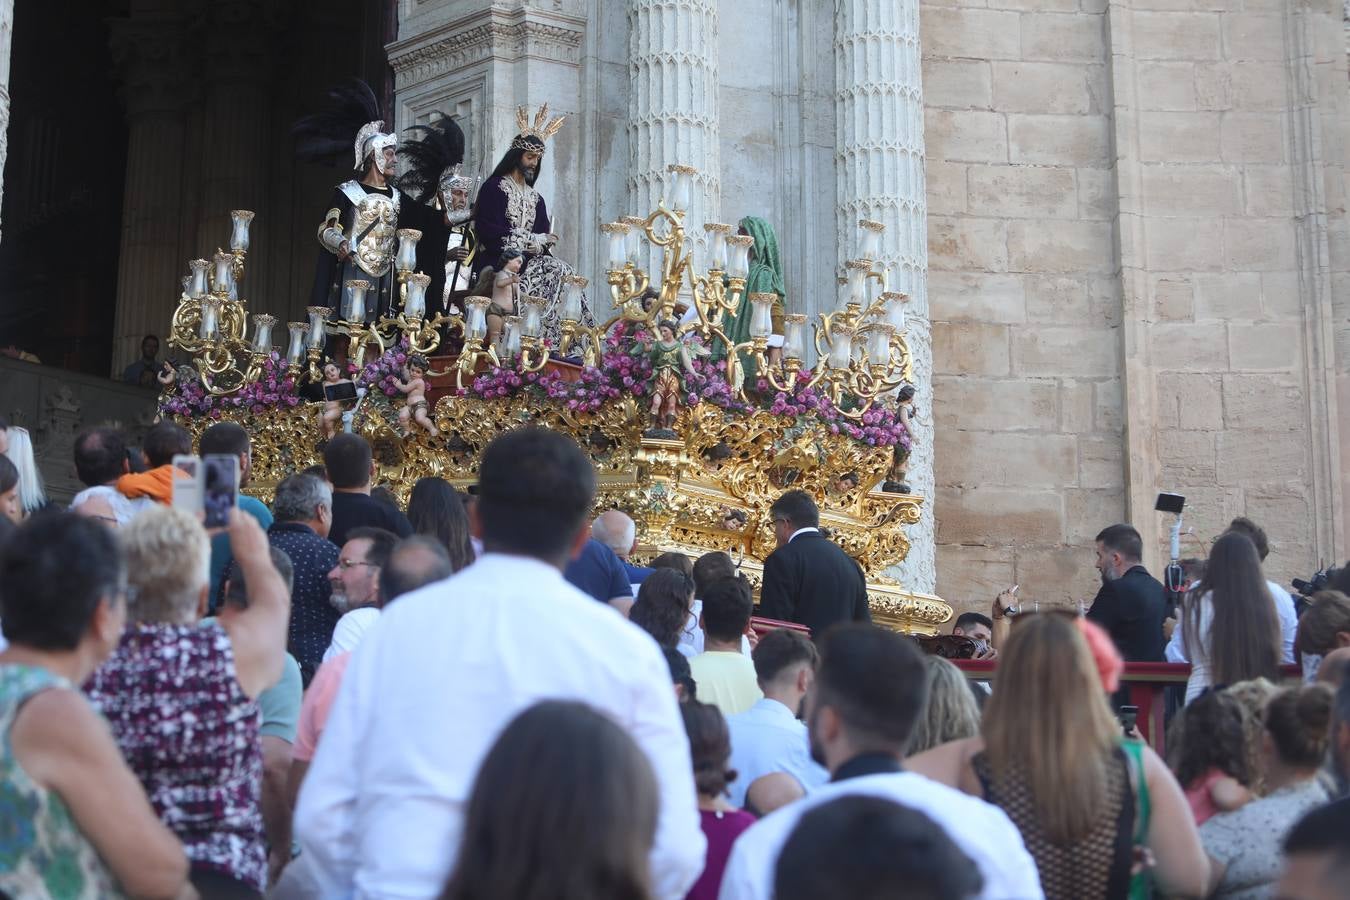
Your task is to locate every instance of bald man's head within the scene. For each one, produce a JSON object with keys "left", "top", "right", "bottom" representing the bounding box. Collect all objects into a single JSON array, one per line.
[
  {"left": 592, "top": 509, "right": 637, "bottom": 560},
  {"left": 379, "top": 536, "right": 454, "bottom": 603}
]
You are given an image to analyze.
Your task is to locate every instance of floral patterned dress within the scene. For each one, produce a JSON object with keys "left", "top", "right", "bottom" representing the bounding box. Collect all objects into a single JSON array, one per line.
[
  {"left": 85, "top": 622, "right": 266, "bottom": 891},
  {"left": 0, "top": 664, "right": 123, "bottom": 899}
]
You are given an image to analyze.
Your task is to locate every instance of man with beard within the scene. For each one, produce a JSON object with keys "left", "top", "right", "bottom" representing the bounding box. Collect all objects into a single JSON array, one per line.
[
  {"left": 398, "top": 115, "right": 475, "bottom": 316},
  {"left": 295, "top": 81, "right": 443, "bottom": 323},
  {"left": 322, "top": 526, "right": 397, "bottom": 662},
  {"left": 1085, "top": 522, "right": 1167, "bottom": 663},
  {"left": 473, "top": 105, "right": 594, "bottom": 349}
]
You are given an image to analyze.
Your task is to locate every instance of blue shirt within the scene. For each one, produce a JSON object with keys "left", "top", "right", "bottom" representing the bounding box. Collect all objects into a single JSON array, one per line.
[
  {"left": 726, "top": 697, "right": 828, "bottom": 809},
  {"left": 624, "top": 561, "right": 655, "bottom": 586},
  {"left": 564, "top": 540, "right": 632, "bottom": 604},
  {"left": 210, "top": 494, "right": 273, "bottom": 611}
]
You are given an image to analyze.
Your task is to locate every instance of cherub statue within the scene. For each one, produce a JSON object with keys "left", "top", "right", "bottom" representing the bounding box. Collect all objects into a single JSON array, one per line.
[
  {"left": 395, "top": 353, "right": 439, "bottom": 437},
  {"left": 882, "top": 384, "right": 917, "bottom": 493},
  {"left": 468, "top": 248, "right": 524, "bottom": 349},
  {"left": 318, "top": 362, "right": 356, "bottom": 440},
  {"left": 645, "top": 319, "right": 698, "bottom": 436}
]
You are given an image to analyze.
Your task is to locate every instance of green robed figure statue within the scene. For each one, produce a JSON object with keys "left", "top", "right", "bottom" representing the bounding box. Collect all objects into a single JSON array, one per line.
[{"left": 718, "top": 216, "right": 787, "bottom": 382}]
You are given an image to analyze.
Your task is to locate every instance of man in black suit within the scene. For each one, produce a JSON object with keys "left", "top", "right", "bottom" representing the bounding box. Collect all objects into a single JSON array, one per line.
[
  {"left": 758, "top": 490, "right": 870, "bottom": 639},
  {"left": 1085, "top": 523, "right": 1167, "bottom": 662}
]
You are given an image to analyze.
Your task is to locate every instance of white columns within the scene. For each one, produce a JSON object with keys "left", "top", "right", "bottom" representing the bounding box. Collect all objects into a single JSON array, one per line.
[
  {"left": 627, "top": 0, "right": 720, "bottom": 264},
  {"left": 835, "top": 0, "right": 934, "bottom": 592}
]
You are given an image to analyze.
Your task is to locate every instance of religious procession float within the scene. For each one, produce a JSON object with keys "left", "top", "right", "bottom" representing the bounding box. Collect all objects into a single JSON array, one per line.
[{"left": 157, "top": 82, "right": 951, "bottom": 633}]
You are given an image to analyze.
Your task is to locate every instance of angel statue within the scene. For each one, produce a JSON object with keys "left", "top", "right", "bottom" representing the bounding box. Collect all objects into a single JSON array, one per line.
[{"left": 646, "top": 319, "right": 700, "bottom": 436}]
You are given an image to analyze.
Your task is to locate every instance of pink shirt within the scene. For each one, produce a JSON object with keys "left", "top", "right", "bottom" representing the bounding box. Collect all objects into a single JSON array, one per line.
[
  {"left": 1185, "top": 767, "right": 1227, "bottom": 826},
  {"left": 294, "top": 651, "right": 352, "bottom": 762}
]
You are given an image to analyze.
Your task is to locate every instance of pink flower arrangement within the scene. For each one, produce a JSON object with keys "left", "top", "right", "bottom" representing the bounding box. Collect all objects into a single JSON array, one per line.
[
  {"left": 159, "top": 352, "right": 300, "bottom": 418},
  {"left": 357, "top": 339, "right": 410, "bottom": 398}
]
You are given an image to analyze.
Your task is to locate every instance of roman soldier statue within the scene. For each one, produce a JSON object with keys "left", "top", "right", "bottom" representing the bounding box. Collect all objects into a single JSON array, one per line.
[
  {"left": 294, "top": 81, "right": 439, "bottom": 323},
  {"left": 473, "top": 105, "right": 594, "bottom": 349},
  {"left": 398, "top": 115, "right": 476, "bottom": 314}
]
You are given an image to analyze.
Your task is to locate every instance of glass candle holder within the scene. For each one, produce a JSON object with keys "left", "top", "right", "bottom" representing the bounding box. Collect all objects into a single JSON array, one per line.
[
  {"left": 749, "top": 293, "right": 776, "bottom": 340},
  {"left": 286, "top": 323, "right": 309, "bottom": 364},
  {"left": 726, "top": 235, "right": 754, "bottom": 279},
  {"left": 520, "top": 295, "right": 546, "bottom": 339},
  {"left": 601, "top": 223, "right": 629, "bottom": 270},
  {"left": 251, "top": 314, "right": 276, "bottom": 354},
  {"left": 858, "top": 219, "right": 884, "bottom": 263},
  {"left": 827, "top": 325, "right": 855, "bottom": 370},
  {"left": 465, "top": 298, "right": 489, "bottom": 342},
  {"left": 199, "top": 297, "right": 222, "bottom": 340},
  {"left": 230, "top": 210, "right": 255, "bottom": 252},
  {"left": 226, "top": 256, "right": 240, "bottom": 301},
  {"left": 619, "top": 216, "right": 646, "bottom": 265},
  {"left": 704, "top": 223, "right": 731, "bottom": 270},
  {"left": 865, "top": 323, "right": 895, "bottom": 368},
  {"left": 501, "top": 315, "right": 523, "bottom": 359},
  {"left": 404, "top": 273, "right": 431, "bottom": 320},
  {"left": 344, "top": 281, "right": 370, "bottom": 323},
  {"left": 783, "top": 313, "right": 807, "bottom": 361},
  {"left": 666, "top": 164, "right": 696, "bottom": 211},
  {"left": 306, "top": 306, "right": 331, "bottom": 349},
  {"left": 395, "top": 229, "right": 421, "bottom": 274},
  {"left": 189, "top": 259, "right": 210, "bottom": 299},
  {"left": 844, "top": 259, "right": 871, "bottom": 308},
  {"left": 561, "top": 275, "right": 588, "bottom": 322},
  {"left": 212, "top": 251, "right": 234, "bottom": 295},
  {"left": 880, "top": 291, "right": 908, "bottom": 330}
]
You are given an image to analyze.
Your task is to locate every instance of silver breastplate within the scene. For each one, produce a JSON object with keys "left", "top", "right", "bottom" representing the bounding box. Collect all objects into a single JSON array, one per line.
[{"left": 341, "top": 182, "right": 400, "bottom": 277}]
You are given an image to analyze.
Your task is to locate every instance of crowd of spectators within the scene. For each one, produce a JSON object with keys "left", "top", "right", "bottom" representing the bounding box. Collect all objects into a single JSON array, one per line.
[{"left": 3, "top": 411, "right": 1350, "bottom": 900}]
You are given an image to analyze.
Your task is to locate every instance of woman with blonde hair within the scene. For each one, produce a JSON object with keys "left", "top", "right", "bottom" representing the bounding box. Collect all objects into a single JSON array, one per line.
[
  {"left": 907, "top": 654, "right": 981, "bottom": 755},
  {"left": 909, "top": 613, "right": 1212, "bottom": 900}
]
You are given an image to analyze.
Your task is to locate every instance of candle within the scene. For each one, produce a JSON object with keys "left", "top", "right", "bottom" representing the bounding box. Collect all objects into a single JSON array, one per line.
[
  {"left": 704, "top": 223, "right": 731, "bottom": 270},
  {"left": 726, "top": 235, "right": 754, "bottom": 279},
  {"left": 783, "top": 313, "right": 806, "bottom": 361},
  {"left": 404, "top": 273, "right": 431, "bottom": 321},
  {"left": 858, "top": 218, "right": 884, "bottom": 262},
  {"left": 395, "top": 229, "right": 421, "bottom": 274},
  {"left": 600, "top": 223, "right": 629, "bottom": 270},
  {"left": 344, "top": 281, "right": 370, "bottom": 323},
  {"left": 230, "top": 210, "right": 255, "bottom": 252},
  {"left": 212, "top": 251, "right": 234, "bottom": 295},
  {"left": 465, "top": 298, "right": 489, "bottom": 342},
  {"left": 520, "top": 295, "right": 546, "bottom": 339},
  {"left": 199, "top": 297, "right": 221, "bottom": 340},
  {"left": 251, "top": 314, "right": 276, "bottom": 353},
  {"left": 189, "top": 259, "right": 210, "bottom": 299},
  {"left": 880, "top": 291, "right": 908, "bottom": 330},
  {"left": 286, "top": 323, "right": 309, "bottom": 364},
  {"left": 666, "top": 164, "right": 696, "bottom": 211},
  {"left": 827, "top": 325, "right": 855, "bottom": 369},
  {"left": 502, "top": 315, "right": 523, "bottom": 358},
  {"left": 748, "top": 293, "right": 776, "bottom": 340},
  {"left": 865, "top": 324, "right": 895, "bottom": 368},
  {"left": 561, "top": 275, "right": 588, "bottom": 322},
  {"left": 306, "top": 306, "right": 330, "bottom": 349},
  {"left": 620, "top": 216, "right": 646, "bottom": 265},
  {"left": 844, "top": 259, "right": 870, "bottom": 308}
]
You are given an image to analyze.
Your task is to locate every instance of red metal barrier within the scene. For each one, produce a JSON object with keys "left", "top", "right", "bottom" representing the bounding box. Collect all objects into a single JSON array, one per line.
[{"left": 951, "top": 660, "right": 1301, "bottom": 754}]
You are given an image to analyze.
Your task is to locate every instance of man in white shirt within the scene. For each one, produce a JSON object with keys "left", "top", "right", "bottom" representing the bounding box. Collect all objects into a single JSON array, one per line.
[
  {"left": 284, "top": 427, "right": 705, "bottom": 900},
  {"left": 718, "top": 624, "right": 1043, "bottom": 900},
  {"left": 321, "top": 526, "right": 396, "bottom": 662},
  {"left": 727, "top": 628, "right": 828, "bottom": 809}
]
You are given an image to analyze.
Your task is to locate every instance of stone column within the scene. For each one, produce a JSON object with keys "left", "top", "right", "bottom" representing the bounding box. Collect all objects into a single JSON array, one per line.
[
  {"left": 835, "top": 0, "right": 934, "bottom": 592},
  {"left": 0, "top": 0, "right": 14, "bottom": 244},
  {"left": 627, "top": 0, "right": 720, "bottom": 265},
  {"left": 108, "top": 14, "right": 195, "bottom": 374}
]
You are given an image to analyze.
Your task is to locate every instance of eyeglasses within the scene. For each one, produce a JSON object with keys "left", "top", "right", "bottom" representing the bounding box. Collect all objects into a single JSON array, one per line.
[{"left": 336, "top": 558, "right": 379, "bottom": 570}]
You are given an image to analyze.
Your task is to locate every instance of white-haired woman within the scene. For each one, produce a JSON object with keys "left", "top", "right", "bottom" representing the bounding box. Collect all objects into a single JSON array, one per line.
[
  {"left": 2, "top": 426, "right": 46, "bottom": 518},
  {"left": 85, "top": 506, "right": 290, "bottom": 898}
]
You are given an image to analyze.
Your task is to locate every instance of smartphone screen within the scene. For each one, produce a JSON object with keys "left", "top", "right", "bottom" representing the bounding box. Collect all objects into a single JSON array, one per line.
[
  {"left": 171, "top": 455, "right": 201, "bottom": 514},
  {"left": 202, "top": 454, "right": 239, "bottom": 529}
]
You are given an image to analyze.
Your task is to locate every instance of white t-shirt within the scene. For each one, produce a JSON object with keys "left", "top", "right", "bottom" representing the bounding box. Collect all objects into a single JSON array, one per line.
[{"left": 1165, "top": 581, "right": 1297, "bottom": 704}]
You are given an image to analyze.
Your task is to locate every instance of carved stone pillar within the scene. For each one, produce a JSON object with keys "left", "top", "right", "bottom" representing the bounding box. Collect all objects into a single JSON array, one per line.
[
  {"left": 835, "top": 0, "right": 934, "bottom": 592},
  {"left": 108, "top": 15, "right": 196, "bottom": 375},
  {"left": 627, "top": 0, "right": 720, "bottom": 265},
  {"left": 0, "top": 0, "right": 14, "bottom": 244}
]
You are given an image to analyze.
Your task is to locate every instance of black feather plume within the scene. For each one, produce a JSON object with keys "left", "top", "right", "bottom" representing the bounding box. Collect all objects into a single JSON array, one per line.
[
  {"left": 397, "top": 115, "right": 468, "bottom": 203},
  {"left": 292, "top": 79, "right": 383, "bottom": 166}
]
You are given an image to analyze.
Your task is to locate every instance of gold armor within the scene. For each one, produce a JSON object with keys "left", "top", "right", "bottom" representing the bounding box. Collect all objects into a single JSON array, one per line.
[{"left": 338, "top": 181, "right": 400, "bottom": 278}]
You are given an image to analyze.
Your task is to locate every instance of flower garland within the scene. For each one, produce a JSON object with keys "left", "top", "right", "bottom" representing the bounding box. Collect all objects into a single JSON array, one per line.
[
  {"left": 158, "top": 352, "right": 302, "bottom": 418},
  {"left": 356, "top": 340, "right": 410, "bottom": 398}
]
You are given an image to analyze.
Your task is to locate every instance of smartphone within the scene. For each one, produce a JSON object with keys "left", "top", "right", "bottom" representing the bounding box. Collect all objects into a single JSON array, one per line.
[
  {"left": 171, "top": 455, "right": 202, "bottom": 513},
  {"left": 1154, "top": 492, "right": 1185, "bottom": 514},
  {"left": 202, "top": 454, "right": 239, "bottom": 529},
  {"left": 1119, "top": 704, "right": 1139, "bottom": 736},
  {"left": 323, "top": 381, "right": 358, "bottom": 403}
]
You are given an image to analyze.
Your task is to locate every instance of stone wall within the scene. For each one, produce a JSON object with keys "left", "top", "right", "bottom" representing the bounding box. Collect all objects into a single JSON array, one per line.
[{"left": 924, "top": 0, "right": 1349, "bottom": 619}]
